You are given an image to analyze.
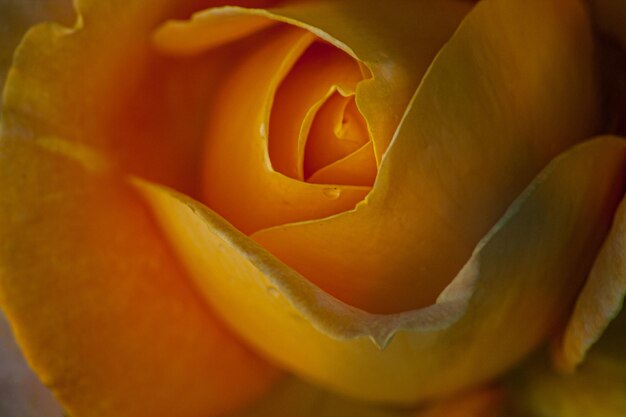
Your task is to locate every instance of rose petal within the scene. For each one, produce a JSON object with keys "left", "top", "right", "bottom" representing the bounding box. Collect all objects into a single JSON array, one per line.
[
  {"left": 1, "top": 0, "right": 279, "bottom": 196},
  {"left": 154, "top": 1, "right": 473, "bottom": 162},
  {"left": 137, "top": 136, "right": 626, "bottom": 403},
  {"left": 227, "top": 376, "right": 503, "bottom": 417},
  {"left": 302, "top": 93, "right": 370, "bottom": 180},
  {"left": 553, "top": 191, "right": 626, "bottom": 371},
  {"left": 254, "top": 0, "right": 599, "bottom": 313},
  {"left": 200, "top": 25, "right": 370, "bottom": 234},
  {"left": 152, "top": 6, "right": 277, "bottom": 55},
  {"left": 0, "top": 138, "right": 279, "bottom": 417},
  {"left": 0, "top": 0, "right": 74, "bottom": 105},
  {"left": 2, "top": 0, "right": 472, "bottom": 310},
  {"left": 307, "top": 142, "right": 377, "bottom": 186},
  {"left": 510, "top": 308, "right": 626, "bottom": 417},
  {"left": 271, "top": 42, "right": 363, "bottom": 180}
]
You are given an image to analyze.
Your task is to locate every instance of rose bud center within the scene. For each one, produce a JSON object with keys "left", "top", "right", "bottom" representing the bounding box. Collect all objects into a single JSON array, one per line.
[{"left": 201, "top": 27, "right": 375, "bottom": 234}]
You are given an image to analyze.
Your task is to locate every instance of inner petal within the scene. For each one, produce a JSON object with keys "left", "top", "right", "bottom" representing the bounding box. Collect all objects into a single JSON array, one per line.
[
  {"left": 268, "top": 42, "right": 363, "bottom": 180},
  {"left": 307, "top": 142, "right": 377, "bottom": 187},
  {"left": 303, "top": 92, "right": 371, "bottom": 180},
  {"left": 252, "top": 0, "right": 599, "bottom": 313},
  {"left": 201, "top": 26, "right": 370, "bottom": 235}
]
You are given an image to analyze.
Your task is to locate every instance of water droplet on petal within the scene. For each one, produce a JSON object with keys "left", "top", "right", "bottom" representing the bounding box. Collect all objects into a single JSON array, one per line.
[{"left": 323, "top": 187, "right": 341, "bottom": 199}]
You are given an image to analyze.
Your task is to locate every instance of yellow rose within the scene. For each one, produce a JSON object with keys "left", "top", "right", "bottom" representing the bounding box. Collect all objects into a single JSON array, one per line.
[{"left": 0, "top": 0, "right": 625, "bottom": 416}]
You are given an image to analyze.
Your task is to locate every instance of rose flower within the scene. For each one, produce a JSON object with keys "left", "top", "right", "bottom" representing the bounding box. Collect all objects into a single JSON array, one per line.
[{"left": 0, "top": 0, "right": 625, "bottom": 416}]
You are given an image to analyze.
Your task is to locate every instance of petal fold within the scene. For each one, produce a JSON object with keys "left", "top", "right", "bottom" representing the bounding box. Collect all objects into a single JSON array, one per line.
[
  {"left": 138, "top": 136, "right": 626, "bottom": 403},
  {"left": 554, "top": 191, "right": 626, "bottom": 371},
  {"left": 253, "top": 0, "right": 599, "bottom": 313},
  {"left": 154, "top": 0, "right": 472, "bottom": 162},
  {"left": 200, "top": 25, "right": 370, "bottom": 234}
]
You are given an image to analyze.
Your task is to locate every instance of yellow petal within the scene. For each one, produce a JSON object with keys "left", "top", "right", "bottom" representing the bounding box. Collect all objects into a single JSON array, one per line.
[
  {"left": 137, "top": 136, "right": 626, "bottom": 404},
  {"left": 510, "top": 309, "right": 626, "bottom": 417},
  {"left": 554, "top": 190, "right": 626, "bottom": 371},
  {"left": 254, "top": 0, "right": 599, "bottom": 313},
  {"left": 152, "top": 6, "right": 277, "bottom": 55},
  {"left": 228, "top": 376, "right": 503, "bottom": 417},
  {"left": 0, "top": 138, "right": 279, "bottom": 417},
  {"left": 1, "top": 0, "right": 282, "bottom": 196},
  {"left": 4, "top": 0, "right": 470, "bottom": 312},
  {"left": 0, "top": 0, "right": 74, "bottom": 104}
]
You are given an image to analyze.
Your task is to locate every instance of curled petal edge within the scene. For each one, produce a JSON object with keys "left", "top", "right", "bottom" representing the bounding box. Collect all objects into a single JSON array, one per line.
[
  {"left": 553, "top": 186, "right": 626, "bottom": 372},
  {"left": 136, "top": 136, "right": 626, "bottom": 403}
]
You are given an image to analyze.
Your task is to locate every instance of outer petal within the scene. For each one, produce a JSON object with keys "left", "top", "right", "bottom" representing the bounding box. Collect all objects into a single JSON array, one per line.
[
  {"left": 0, "top": 0, "right": 74, "bottom": 105},
  {"left": 510, "top": 309, "right": 626, "bottom": 417},
  {"left": 228, "top": 377, "right": 503, "bottom": 417},
  {"left": 1, "top": 0, "right": 278, "bottom": 196},
  {"left": 138, "top": 136, "right": 626, "bottom": 404},
  {"left": 0, "top": 138, "right": 279, "bottom": 417},
  {"left": 554, "top": 193, "right": 626, "bottom": 371}
]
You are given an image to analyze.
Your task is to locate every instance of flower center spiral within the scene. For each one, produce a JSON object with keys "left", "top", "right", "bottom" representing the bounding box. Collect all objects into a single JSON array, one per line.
[
  {"left": 269, "top": 41, "right": 375, "bottom": 186},
  {"left": 200, "top": 26, "right": 376, "bottom": 235}
]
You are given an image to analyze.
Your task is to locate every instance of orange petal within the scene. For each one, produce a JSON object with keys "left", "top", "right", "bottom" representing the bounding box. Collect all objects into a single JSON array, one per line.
[
  {"left": 270, "top": 42, "right": 363, "bottom": 180},
  {"left": 201, "top": 25, "right": 369, "bottom": 234},
  {"left": 0, "top": 138, "right": 279, "bottom": 417},
  {"left": 303, "top": 92, "right": 371, "bottom": 180},
  {"left": 1, "top": 1, "right": 281, "bottom": 197},
  {"left": 152, "top": 6, "right": 277, "bottom": 55},
  {"left": 307, "top": 142, "right": 377, "bottom": 186},
  {"left": 253, "top": 0, "right": 599, "bottom": 313}
]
